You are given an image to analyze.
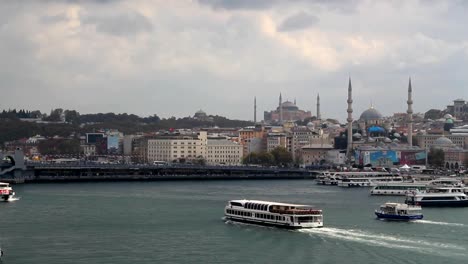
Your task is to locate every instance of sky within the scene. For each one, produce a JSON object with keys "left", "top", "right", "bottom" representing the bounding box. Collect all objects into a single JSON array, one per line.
[{"left": 1, "top": 0, "right": 468, "bottom": 122}]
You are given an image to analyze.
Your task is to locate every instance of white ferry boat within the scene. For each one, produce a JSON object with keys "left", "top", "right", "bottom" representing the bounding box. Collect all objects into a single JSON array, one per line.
[
  {"left": 405, "top": 187, "right": 468, "bottom": 207},
  {"left": 370, "top": 178, "right": 465, "bottom": 196},
  {"left": 317, "top": 171, "right": 400, "bottom": 186},
  {"left": 338, "top": 176, "right": 403, "bottom": 188},
  {"left": 224, "top": 200, "right": 323, "bottom": 229},
  {"left": 0, "top": 182, "right": 15, "bottom": 202}
]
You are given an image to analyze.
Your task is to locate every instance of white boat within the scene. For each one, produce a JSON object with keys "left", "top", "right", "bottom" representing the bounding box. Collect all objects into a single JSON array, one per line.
[
  {"left": 375, "top": 203, "right": 423, "bottom": 221},
  {"left": 0, "top": 182, "right": 15, "bottom": 202},
  {"left": 405, "top": 187, "right": 468, "bottom": 207},
  {"left": 338, "top": 176, "right": 403, "bottom": 187},
  {"left": 224, "top": 200, "right": 323, "bottom": 229},
  {"left": 318, "top": 171, "right": 400, "bottom": 186},
  {"left": 370, "top": 178, "right": 466, "bottom": 196}
]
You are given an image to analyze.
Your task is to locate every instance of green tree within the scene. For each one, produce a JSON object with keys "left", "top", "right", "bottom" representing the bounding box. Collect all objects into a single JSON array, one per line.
[
  {"left": 428, "top": 147, "right": 444, "bottom": 168},
  {"left": 270, "top": 147, "right": 293, "bottom": 166}
]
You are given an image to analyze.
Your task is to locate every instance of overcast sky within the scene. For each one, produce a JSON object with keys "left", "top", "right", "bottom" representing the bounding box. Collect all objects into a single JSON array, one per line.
[{"left": 1, "top": 0, "right": 468, "bottom": 122}]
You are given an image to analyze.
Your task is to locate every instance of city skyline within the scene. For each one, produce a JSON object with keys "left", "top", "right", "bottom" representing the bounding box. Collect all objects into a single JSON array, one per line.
[{"left": 1, "top": 1, "right": 468, "bottom": 122}]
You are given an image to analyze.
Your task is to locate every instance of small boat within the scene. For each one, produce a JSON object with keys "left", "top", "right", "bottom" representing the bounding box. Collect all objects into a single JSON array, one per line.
[
  {"left": 375, "top": 202, "right": 423, "bottom": 221},
  {"left": 0, "top": 182, "right": 15, "bottom": 202},
  {"left": 224, "top": 200, "right": 323, "bottom": 229}
]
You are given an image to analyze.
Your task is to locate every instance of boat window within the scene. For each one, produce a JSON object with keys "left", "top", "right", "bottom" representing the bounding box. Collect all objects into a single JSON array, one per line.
[
  {"left": 421, "top": 197, "right": 457, "bottom": 200},
  {"left": 230, "top": 202, "right": 243, "bottom": 207}
]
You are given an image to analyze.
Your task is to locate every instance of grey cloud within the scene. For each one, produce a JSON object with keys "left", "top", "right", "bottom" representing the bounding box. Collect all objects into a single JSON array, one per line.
[
  {"left": 40, "top": 14, "right": 68, "bottom": 24},
  {"left": 82, "top": 11, "right": 153, "bottom": 36},
  {"left": 198, "top": 0, "right": 359, "bottom": 12},
  {"left": 278, "top": 12, "right": 319, "bottom": 32},
  {"left": 197, "top": 0, "right": 275, "bottom": 10}
]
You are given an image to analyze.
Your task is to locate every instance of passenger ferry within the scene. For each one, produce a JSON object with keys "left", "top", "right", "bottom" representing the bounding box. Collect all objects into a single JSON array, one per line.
[
  {"left": 0, "top": 182, "right": 15, "bottom": 202},
  {"left": 405, "top": 187, "right": 468, "bottom": 207},
  {"left": 317, "top": 171, "right": 400, "bottom": 186},
  {"left": 224, "top": 200, "right": 323, "bottom": 229},
  {"left": 370, "top": 178, "right": 465, "bottom": 196},
  {"left": 338, "top": 176, "right": 403, "bottom": 188},
  {"left": 375, "top": 202, "right": 423, "bottom": 221}
]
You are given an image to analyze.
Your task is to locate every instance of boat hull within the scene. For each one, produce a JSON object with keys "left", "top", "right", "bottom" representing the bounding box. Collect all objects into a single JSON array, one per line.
[
  {"left": 224, "top": 216, "right": 322, "bottom": 229},
  {"left": 406, "top": 200, "right": 468, "bottom": 207},
  {"left": 375, "top": 212, "right": 423, "bottom": 220}
]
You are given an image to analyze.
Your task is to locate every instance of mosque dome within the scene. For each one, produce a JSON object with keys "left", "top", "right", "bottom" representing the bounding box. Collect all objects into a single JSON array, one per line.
[
  {"left": 433, "top": 137, "right": 455, "bottom": 148},
  {"left": 368, "top": 126, "right": 385, "bottom": 133},
  {"left": 444, "top": 114, "right": 453, "bottom": 119},
  {"left": 360, "top": 107, "right": 383, "bottom": 121},
  {"left": 194, "top": 109, "right": 207, "bottom": 119},
  {"left": 384, "top": 137, "right": 392, "bottom": 143},
  {"left": 278, "top": 101, "right": 299, "bottom": 111},
  {"left": 445, "top": 118, "right": 454, "bottom": 124}
]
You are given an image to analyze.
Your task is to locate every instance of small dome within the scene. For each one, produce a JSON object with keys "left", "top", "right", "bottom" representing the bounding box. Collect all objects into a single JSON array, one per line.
[
  {"left": 444, "top": 114, "right": 453, "bottom": 119},
  {"left": 368, "top": 126, "right": 385, "bottom": 133},
  {"left": 368, "top": 137, "right": 376, "bottom": 142},
  {"left": 360, "top": 107, "right": 383, "bottom": 121},
  {"left": 353, "top": 132, "right": 362, "bottom": 138},
  {"left": 445, "top": 118, "right": 454, "bottom": 124},
  {"left": 433, "top": 137, "right": 454, "bottom": 148},
  {"left": 384, "top": 137, "right": 392, "bottom": 143},
  {"left": 307, "top": 122, "right": 314, "bottom": 127},
  {"left": 393, "top": 133, "right": 401, "bottom": 138}
]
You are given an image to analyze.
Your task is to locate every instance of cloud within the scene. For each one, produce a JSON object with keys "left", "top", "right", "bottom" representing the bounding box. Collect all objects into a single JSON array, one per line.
[
  {"left": 278, "top": 12, "right": 319, "bottom": 31},
  {"left": 82, "top": 11, "right": 153, "bottom": 36},
  {"left": 1, "top": 0, "right": 468, "bottom": 122}
]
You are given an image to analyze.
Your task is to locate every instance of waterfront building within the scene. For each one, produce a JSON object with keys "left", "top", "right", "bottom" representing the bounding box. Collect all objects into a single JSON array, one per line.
[
  {"left": 430, "top": 136, "right": 468, "bottom": 169},
  {"left": 354, "top": 145, "right": 426, "bottom": 167},
  {"left": 206, "top": 139, "right": 243, "bottom": 165},
  {"left": 300, "top": 144, "right": 334, "bottom": 165},
  {"left": 266, "top": 132, "right": 288, "bottom": 152},
  {"left": 147, "top": 132, "right": 208, "bottom": 163},
  {"left": 238, "top": 125, "right": 267, "bottom": 156},
  {"left": 415, "top": 134, "right": 468, "bottom": 150}
]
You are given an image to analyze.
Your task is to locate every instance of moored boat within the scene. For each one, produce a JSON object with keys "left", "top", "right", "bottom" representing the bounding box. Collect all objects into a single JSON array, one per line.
[
  {"left": 0, "top": 182, "right": 15, "bottom": 202},
  {"left": 224, "top": 200, "right": 323, "bottom": 229},
  {"left": 375, "top": 202, "right": 423, "bottom": 221},
  {"left": 405, "top": 186, "right": 468, "bottom": 207}
]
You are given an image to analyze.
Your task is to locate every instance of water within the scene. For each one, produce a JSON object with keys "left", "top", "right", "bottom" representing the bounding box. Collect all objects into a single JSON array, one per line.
[{"left": 1, "top": 180, "right": 467, "bottom": 264}]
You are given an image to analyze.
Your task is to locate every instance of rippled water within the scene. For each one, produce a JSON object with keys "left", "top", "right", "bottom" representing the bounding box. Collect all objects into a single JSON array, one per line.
[{"left": 1, "top": 180, "right": 467, "bottom": 264}]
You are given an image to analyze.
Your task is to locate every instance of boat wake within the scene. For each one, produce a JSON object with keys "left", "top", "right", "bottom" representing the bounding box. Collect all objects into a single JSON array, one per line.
[
  {"left": 5, "top": 197, "right": 20, "bottom": 202},
  {"left": 414, "top": 220, "right": 465, "bottom": 227},
  {"left": 299, "top": 227, "right": 466, "bottom": 256}
]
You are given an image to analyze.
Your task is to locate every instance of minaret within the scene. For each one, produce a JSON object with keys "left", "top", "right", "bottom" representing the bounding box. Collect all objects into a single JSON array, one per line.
[
  {"left": 279, "top": 93, "right": 283, "bottom": 123},
  {"left": 346, "top": 78, "right": 353, "bottom": 161},
  {"left": 316, "top": 93, "right": 321, "bottom": 120},
  {"left": 254, "top": 96, "right": 257, "bottom": 123},
  {"left": 407, "top": 78, "right": 413, "bottom": 147}
]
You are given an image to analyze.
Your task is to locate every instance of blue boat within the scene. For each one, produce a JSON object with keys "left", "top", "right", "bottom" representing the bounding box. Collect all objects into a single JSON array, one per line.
[{"left": 375, "top": 202, "right": 423, "bottom": 221}]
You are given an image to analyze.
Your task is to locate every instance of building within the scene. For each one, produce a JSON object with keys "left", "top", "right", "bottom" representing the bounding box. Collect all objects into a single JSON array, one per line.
[
  {"left": 264, "top": 94, "right": 311, "bottom": 123},
  {"left": 354, "top": 145, "right": 426, "bottom": 167},
  {"left": 147, "top": 132, "right": 207, "bottom": 163},
  {"left": 415, "top": 134, "right": 468, "bottom": 150},
  {"left": 266, "top": 132, "right": 288, "bottom": 152},
  {"left": 301, "top": 144, "right": 334, "bottom": 165},
  {"left": 431, "top": 136, "right": 468, "bottom": 169},
  {"left": 238, "top": 126, "right": 267, "bottom": 156},
  {"left": 206, "top": 139, "right": 243, "bottom": 165}
]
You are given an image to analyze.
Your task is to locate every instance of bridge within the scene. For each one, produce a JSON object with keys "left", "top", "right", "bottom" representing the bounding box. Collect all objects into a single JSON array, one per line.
[{"left": 25, "top": 163, "right": 317, "bottom": 182}]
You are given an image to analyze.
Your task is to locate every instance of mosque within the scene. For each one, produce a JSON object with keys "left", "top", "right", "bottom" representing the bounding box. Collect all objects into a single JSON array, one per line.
[
  {"left": 263, "top": 94, "right": 312, "bottom": 123},
  {"left": 345, "top": 78, "right": 427, "bottom": 166}
]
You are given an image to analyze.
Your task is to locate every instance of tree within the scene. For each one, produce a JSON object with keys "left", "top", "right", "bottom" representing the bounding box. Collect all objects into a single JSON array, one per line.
[
  {"left": 242, "top": 152, "right": 274, "bottom": 166},
  {"left": 270, "top": 147, "right": 293, "bottom": 166},
  {"left": 428, "top": 147, "right": 444, "bottom": 168}
]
